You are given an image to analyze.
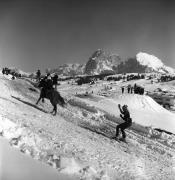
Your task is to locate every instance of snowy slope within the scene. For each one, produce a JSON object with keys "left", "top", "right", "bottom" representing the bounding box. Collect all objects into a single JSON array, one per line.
[
  {"left": 0, "top": 74, "right": 175, "bottom": 179},
  {"left": 136, "top": 52, "right": 175, "bottom": 74},
  {"left": 70, "top": 94, "right": 175, "bottom": 134}
]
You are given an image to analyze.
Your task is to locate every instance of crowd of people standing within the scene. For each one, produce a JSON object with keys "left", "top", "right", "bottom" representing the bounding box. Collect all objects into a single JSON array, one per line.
[{"left": 121, "top": 83, "right": 144, "bottom": 95}]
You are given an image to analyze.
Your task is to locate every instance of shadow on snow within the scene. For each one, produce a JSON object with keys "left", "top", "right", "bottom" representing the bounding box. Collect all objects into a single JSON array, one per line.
[{"left": 11, "top": 95, "right": 48, "bottom": 114}]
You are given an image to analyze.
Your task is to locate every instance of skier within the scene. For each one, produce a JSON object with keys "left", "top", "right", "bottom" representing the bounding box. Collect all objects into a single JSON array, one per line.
[{"left": 113, "top": 104, "right": 132, "bottom": 142}]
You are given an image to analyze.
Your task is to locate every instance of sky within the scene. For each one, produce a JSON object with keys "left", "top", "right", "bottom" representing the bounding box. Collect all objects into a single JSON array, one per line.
[{"left": 0, "top": 0, "right": 175, "bottom": 72}]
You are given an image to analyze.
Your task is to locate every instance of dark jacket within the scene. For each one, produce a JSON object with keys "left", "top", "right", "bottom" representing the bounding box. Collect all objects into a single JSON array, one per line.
[
  {"left": 46, "top": 79, "right": 53, "bottom": 90},
  {"left": 119, "top": 106, "right": 132, "bottom": 123},
  {"left": 52, "top": 75, "right": 58, "bottom": 85}
]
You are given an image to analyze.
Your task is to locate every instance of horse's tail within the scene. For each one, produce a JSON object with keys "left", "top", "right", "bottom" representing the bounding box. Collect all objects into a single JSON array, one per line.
[
  {"left": 52, "top": 91, "right": 66, "bottom": 107},
  {"left": 58, "top": 92, "right": 66, "bottom": 107}
]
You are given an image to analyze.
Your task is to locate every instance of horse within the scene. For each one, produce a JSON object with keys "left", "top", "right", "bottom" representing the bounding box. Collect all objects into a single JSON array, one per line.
[{"left": 36, "top": 79, "right": 66, "bottom": 115}]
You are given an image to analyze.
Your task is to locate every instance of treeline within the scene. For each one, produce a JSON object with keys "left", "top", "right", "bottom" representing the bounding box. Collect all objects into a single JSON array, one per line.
[
  {"left": 107, "top": 73, "right": 145, "bottom": 81},
  {"left": 76, "top": 73, "right": 112, "bottom": 85}
]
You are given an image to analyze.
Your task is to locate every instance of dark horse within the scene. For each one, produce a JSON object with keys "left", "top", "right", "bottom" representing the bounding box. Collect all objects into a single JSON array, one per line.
[{"left": 36, "top": 80, "right": 66, "bottom": 115}]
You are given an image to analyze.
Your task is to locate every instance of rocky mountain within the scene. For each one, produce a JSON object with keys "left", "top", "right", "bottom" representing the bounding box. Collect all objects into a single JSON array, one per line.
[
  {"left": 114, "top": 52, "right": 175, "bottom": 74},
  {"left": 35, "top": 51, "right": 175, "bottom": 76},
  {"left": 48, "top": 49, "right": 122, "bottom": 76},
  {"left": 49, "top": 63, "right": 85, "bottom": 76},
  {"left": 84, "top": 49, "right": 122, "bottom": 75}
]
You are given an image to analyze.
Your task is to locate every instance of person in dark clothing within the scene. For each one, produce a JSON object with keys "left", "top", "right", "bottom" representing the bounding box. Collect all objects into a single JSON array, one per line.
[
  {"left": 39, "top": 76, "right": 48, "bottom": 103},
  {"left": 46, "top": 75, "right": 53, "bottom": 90},
  {"left": 121, "top": 86, "right": 124, "bottom": 94},
  {"left": 127, "top": 85, "right": 131, "bottom": 93},
  {"left": 52, "top": 74, "right": 58, "bottom": 90},
  {"left": 113, "top": 104, "right": 132, "bottom": 142},
  {"left": 36, "top": 69, "right": 41, "bottom": 82},
  {"left": 2, "top": 68, "right": 5, "bottom": 75}
]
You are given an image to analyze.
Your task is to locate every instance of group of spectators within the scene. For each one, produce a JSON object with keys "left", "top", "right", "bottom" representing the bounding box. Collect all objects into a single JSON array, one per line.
[
  {"left": 160, "top": 75, "right": 175, "bottom": 82},
  {"left": 2, "top": 67, "right": 22, "bottom": 79},
  {"left": 121, "top": 83, "right": 144, "bottom": 95},
  {"left": 2, "top": 67, "right": 11, "bottom": 75}
]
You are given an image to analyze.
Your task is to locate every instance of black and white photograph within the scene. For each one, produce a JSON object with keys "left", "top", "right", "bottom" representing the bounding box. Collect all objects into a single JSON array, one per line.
[{"left": 0, "top": 0, "right": 175, "bottom": 179}]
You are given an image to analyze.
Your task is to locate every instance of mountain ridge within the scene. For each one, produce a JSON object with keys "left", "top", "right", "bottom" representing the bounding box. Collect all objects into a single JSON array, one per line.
[{"left": 4, "top": 50, "right": 175, "bottom": 76}]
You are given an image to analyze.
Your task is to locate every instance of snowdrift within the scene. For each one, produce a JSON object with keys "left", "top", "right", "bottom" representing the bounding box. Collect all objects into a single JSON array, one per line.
[{"left": 73, "top": 94, "right": 175, "bottom": 134}]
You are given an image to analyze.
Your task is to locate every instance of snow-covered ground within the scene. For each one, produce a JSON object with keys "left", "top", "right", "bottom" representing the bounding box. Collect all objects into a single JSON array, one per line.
[
  {"left": 0, "top": 73, "right": 175, "bottom": 179},
  {"left": 0, "top": 137, "right": 75, "bottom": 180}
]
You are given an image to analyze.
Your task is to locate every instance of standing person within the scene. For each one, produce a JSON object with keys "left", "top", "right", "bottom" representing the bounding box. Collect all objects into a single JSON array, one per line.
[
  {"left": 127, "top": 85, "right": 131, "bottom": 93},
  {"left": 52, "top": 74, "right": 58, "bottom": 90},
  {"left": 2, "top": 68, "right": 5, "bottom": 75},
  {"left": 112, "top": 104, "right": 132, "bottom": 142},
  {"left": 36, "top": 69, "right": 41, "bottom": 82},
  {"left": 134, "top": 83, "right": 137, "bottom": 94},
  {"left": 121, "top": 86, "right": 124, "bottom": 94}
]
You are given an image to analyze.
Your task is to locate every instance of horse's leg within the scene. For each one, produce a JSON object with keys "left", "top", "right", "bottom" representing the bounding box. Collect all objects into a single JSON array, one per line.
[
  {"left": 53, "top": 105, "right": 57, "bottom": 116},
  {"left": 36, "top": 96, "right": 42, "bottom": 105},
  {"left": 50, "top": 107, "right": 54, "bottom": 114}
]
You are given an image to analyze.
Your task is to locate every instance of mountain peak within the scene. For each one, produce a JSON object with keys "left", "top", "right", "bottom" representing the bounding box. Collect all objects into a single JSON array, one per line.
[
  {"left": 84, "top": 49, "right": 121, "bottom": 75},
  {"left": 136, "top": 52, "right": 164, "bottom": 69},
  {"left": 136, "top": 52, "right": 175, "bottom": 74}
]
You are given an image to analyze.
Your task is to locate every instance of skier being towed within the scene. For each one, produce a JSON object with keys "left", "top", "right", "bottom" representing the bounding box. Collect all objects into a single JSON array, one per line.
[{"left": 113, "top": 104, "right": 132, "bottom": 142}]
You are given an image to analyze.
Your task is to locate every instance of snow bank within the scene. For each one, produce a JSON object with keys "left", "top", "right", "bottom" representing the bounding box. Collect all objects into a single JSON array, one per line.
[
  {"left": 72, "top": 94, "right": 175, "bottom": 134},
  {"left": 0, "top": 114, "right": 109, "bottom": 179},
  {"left": 99, "top": 95, "right": 175, "bottom": 134}
]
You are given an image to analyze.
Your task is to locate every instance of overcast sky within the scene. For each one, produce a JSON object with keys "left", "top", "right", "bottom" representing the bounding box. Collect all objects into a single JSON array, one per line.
[{"left": 0, "top": 0, "right": 175, "bottom": 72}]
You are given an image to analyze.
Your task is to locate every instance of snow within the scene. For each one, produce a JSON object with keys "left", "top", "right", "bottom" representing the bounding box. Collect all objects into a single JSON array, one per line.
[
  {"left": 136, "top": 52, "right": 164, "bottom": 69},
  {"left": 136, "top": 52, "right": 175, "bottom": 74},
  {"left": 0, "top": 73, "right": 175, "bottom": 179},
  {"left": 0, "top": 137, "right": 74, "bottom": 180},
  {"left": 69, "top": 93, "right": 175, "bottom": 134}
]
